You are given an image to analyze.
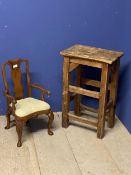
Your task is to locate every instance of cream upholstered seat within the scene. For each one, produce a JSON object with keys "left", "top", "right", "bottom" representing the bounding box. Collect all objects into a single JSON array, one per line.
[{"left": 12, "top": 97, "right": 50, "bottom": 117}]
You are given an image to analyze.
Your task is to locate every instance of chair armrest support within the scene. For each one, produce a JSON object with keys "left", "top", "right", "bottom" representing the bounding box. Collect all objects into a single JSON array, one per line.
[
  {"left": 31, "top": 84, "right": 51, "bottom": 100},
  {"left": 3, "top": 91, "right": 17, "bottom": 111}
]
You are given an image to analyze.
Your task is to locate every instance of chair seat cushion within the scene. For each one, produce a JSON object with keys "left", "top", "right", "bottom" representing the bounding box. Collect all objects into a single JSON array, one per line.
[{"left": 13, "top": 97, "right": 50, "bottom": 117}]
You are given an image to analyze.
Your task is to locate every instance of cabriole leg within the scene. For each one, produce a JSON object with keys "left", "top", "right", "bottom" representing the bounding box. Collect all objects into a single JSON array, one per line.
[
  {"left": 48, "top": 110, "right": 54, "bottom": 135},
  {"left": 5, "top": 109, "right": 11, "bottom": 129},
  {"left": 16, "top": 120, "right": 24, "bottom": 147}
]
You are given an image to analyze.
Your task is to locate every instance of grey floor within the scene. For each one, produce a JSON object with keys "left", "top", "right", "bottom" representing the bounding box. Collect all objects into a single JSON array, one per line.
[{"left": 0, "top": 112, "right": 131, "bottom": 175}]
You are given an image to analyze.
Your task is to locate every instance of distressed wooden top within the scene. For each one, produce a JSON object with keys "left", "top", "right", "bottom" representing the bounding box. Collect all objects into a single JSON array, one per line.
[{"left": 60, "top": 44, "right": 124, "bottom": 64}]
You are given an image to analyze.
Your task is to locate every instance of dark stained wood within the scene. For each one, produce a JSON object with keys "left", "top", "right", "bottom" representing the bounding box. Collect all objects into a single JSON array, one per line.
[
  {"left": 2, "top": 58, "right": 54, "bottom": 147},
  {"left": 25, "top": 59, "right": 32, "bottom": 97},
  {"left": 5, "top": 108, "right": 12, "bottom": 129},
  {"left": 97, "top": 63, "right": 109, "bottom": 138},
  {"left": 68, "top": 113, "right": 97, "bottom": 127},
  {"left": 108, "top": 60, "right": 120, "bottom": 128},
  {"left": 16, "top": 119, "right": 24, "bottom": 147},
  {"left": 69, "top": 85, "right": 100, "bottom": 99},
  {"left": 31, "top": 83, "right": 51, "bottom": 95},
  {"left": 62, "top": 57, "right": 70, "bottom": 128},
  {"left": 31, "top": 83, "right": 51, "bottom": 101},
  {"left": 74, "top": 65, "right": 81, "bottom": 116},
  {"left": 60, "top": 44, "right": 124, "bottom": 64},
  {"left": 2, "top": 63, "right": 9, "bottom": 93},
  {"left": 48, "top": 110, "right": 54, "bottom": 135},
  {"left": 8, "top": 60, "right": 24, "bottom": 99}
]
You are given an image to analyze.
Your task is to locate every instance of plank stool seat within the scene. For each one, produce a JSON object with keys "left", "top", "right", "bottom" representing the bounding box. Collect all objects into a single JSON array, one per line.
[{"left": 60, "top": 44, "right": 123, "bottom": 138}]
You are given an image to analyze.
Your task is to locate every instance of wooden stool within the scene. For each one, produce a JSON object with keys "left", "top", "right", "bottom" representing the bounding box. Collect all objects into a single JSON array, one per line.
[{"left": 60, "top": 44, "right": 123, "bottom": 138}]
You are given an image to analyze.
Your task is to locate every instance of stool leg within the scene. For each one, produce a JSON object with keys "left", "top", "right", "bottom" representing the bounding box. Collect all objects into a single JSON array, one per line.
[
  {"left": 108, "top": 60, "right": 120, "bottom": 128},
  {"left": 97, "top": 63, "right": 109, "bottom": 139},
  {"left": 74, "top": 65, "right": 81, "bottom": 116},
  {"left": 62, "top": 57, "right": 70, "bottom": 128}
]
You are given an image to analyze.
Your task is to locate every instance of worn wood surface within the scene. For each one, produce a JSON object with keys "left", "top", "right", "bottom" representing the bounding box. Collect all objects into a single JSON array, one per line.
[
  {"left": 108, "top": 60, "right": 120, "bottom": 128},
  {"left": 97, "top": 63, "right": 109, "bottom": 138},
  {"left": 69, "top": 85, "right": 100, "bottom": 99},
  {"left": 0, "top": 116, "right": 40, "bottom": 175},
  {"left": 0, "top": 113, "right": 131, "bottom": 175},
  {"left": 30, "top": 113, "right": 81, "bottom": 175},
  {"left": 69, "top": 63, "right": 79, "bottom": 72},
  {"left": 62, "top": 57, "right": 70, "bottom": 128},
  {"left": 60, "top": 44, "right": 123, "bottom": 64},
  {"left": 61, "top": 45, "right": 123, "bottom": 138},
  {"left": 63, "top": 111, "right": 130, "bottom": 175},
  {"left": 68, "top": 112, "right": 97, "bottom": 127},
  {"left": 70, "top": 57, "right": 102, "bottom": 68},
  {"left": 81, "top": 78, "right": 111, "bottom": 90}
]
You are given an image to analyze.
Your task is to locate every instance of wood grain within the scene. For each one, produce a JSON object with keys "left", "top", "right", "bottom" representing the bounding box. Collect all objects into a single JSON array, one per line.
[
  {"left": 8, "top": 59, "right": 24, "bottom": 99},
  {"left": 70, "top": 57, "right": 102, "bottom": 68},
  {"left": 30, "top": 114, "right": 81, "bottom": 175},
  {"left": 63, "top": 113, "right": 125, "bottom": 175},
  {"left": 0, "top": 114, "right": 131, "bottom": 175},
  {"left": 81, "top": 78, "right": 111, "bottom": 90},
  {"left": 97, "top": 63, "right": 109, "bottom": 138},
  {"left": 69, "top": 85, "right": 100, "bottom": 99},
  {"left": 74, "top": 65, "right": 81, "bottom": 116},
  {"left": 62, "top": 57, "right": 70, "bottom": 128},
  {"left": 0, "top": 116, "right": 41, "bottom": 175},
  {"left": 60, "top": 45, "right": 123, "bottom": 138},
  {"left": 69, "top": 63, "right": 79, "bottom": 72},
  {"left": 108, "top": 60, "right": 120, "bottom": 128},
  {"left": 60, "top": 44, "right": 123, "bottom": 64},
  {"left": 68, "top": 113, "right": 97, "bottom": 127}
]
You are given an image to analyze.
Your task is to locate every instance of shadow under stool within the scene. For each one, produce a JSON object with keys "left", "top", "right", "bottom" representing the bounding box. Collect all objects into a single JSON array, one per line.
[{"left": 60, "top": 44, "right": 124, "bottom": 138}]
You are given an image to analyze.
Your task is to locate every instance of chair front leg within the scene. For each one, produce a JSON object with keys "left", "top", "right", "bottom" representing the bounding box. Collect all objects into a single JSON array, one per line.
[
  {"left": 5, "top": 108, "right": 11, "bottom": 129},
  {"left": 48, "top": 110, "right": 54, "bottom": 135},
  {"left": 16, "top": 119, "right": 24, "bottom": 147}
]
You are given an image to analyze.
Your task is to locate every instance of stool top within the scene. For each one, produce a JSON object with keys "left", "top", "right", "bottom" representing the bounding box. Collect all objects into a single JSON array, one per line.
[{"left": 60, "top": 44, "right": 124, "bottom": 64}]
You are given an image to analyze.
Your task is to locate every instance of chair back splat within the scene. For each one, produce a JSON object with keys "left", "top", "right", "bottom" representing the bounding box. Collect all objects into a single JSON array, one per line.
[{"left": 2, "top": 59, "right": 31, "bottom": 99}]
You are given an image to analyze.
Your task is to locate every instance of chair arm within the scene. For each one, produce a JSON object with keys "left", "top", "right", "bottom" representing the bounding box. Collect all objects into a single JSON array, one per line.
[
  {"left": 3, "top": 92, "right": 17, "bottom": 111},
  {"left": 31, "top": 84, "right": 51, "bottom": 96}
]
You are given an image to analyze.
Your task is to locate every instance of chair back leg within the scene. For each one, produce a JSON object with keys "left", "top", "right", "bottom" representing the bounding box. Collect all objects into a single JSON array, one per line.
[{"left": 48, "top": 110, "right": 54, "bottom": 135}]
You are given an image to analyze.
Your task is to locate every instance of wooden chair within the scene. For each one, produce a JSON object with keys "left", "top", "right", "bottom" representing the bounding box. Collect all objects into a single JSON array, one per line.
[{"left": 2, "top": 59, "right": 54, "bottom": 147}]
